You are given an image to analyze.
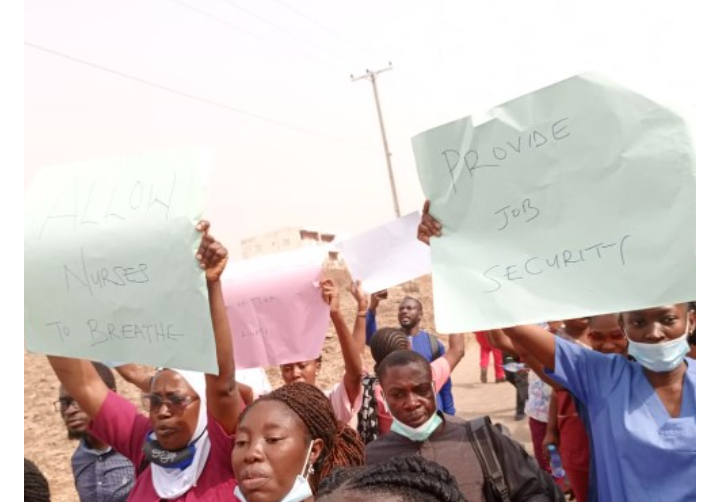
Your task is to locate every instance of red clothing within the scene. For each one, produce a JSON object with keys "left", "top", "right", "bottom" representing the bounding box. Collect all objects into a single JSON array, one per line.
[
  {"left": 528, "top": 417, "right": 551, "bottom": 474},
  {"left": 474, "top": 331, "right": 505, "bottom": 379},
  {"left": 89, "top": 391, "right": 237, "bottom": 502},
  {"left": 556, "top": 389, "right": 590, "bottom": 502}
]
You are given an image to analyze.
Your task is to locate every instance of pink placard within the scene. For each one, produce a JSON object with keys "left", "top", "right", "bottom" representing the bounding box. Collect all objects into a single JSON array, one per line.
[{"left": 222, "top": 248, "right": 329, "bottom": 369}]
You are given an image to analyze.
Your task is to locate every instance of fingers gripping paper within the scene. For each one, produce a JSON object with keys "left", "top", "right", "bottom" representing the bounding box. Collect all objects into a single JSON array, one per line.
[
  {"left": 412, "top": 73, "right": 695, "bottom": 333},
  {"left": 24, "top": 151, "right": 218, "bottom": 373},
  {"left": 336, "top": 211, "right": 431, "bottom": 294},
  {"left": 222, "top": 249, "right": 329, "bottom": 369}
]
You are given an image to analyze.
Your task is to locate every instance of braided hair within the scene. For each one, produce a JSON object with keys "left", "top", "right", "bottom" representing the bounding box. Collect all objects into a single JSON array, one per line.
[
  {"left": 240, "top": 382, "right": 365, "bottom": 491},
  {"left": 355, "top": 328, "right": 410, "bottom": 445},
  {"left": 370, "top": 328, "right": 409, "bottom": 370},
  {"left": 25, "top": 458, "right": 51, "bottom": 502},
  {"left": 316, "top": 455, "right": 468, "bottom": 502}
]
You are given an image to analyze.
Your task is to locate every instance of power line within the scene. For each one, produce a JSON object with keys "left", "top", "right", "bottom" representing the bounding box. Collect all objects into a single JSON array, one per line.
[
  {"left": 268, "top": 0, "right": 383, "bottom": 61},
  {"left": 216, "top": 0, "right": 349, "bottom": 64},
  {"left": 25, "top": 41, "right": 343, "bottom": 142},
  {"left": 168, "top": 0, "right": 346, "bottom": 74}
]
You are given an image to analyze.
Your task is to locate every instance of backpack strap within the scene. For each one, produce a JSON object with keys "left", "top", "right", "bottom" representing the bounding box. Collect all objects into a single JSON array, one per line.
[
  {"left": 429, "top": 333, "right": 441, "bottom": 360},
  {"left": 466, "top": 417, "right": 511, "bottom": 502}
]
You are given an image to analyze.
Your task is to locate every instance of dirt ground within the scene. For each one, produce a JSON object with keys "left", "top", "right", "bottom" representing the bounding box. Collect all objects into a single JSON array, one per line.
[{"left": 24, "top": 269, "right": 530, "bottom": 501}]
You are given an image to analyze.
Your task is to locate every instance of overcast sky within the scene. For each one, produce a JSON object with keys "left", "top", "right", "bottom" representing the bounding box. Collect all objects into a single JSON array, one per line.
[{"left": 24, "top": 0, "right": 697, "bottom": 256}]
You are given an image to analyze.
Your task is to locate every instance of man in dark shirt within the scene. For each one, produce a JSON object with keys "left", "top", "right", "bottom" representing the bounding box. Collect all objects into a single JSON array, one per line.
[
  {"left": 365, "top": 292, "right": 456, "bottom": 414},
  {"left": 55, "top": 362, "right": 135, "bottom": 502},
  {"left": 364, "top": 350, "right": 484, "bottom": 502}
]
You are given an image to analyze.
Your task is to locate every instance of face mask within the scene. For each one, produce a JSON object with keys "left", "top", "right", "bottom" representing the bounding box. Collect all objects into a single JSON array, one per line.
[
  {"left": 390, "top": 412, "right": 443, "bottom": 442},
  {"left": 142, "top": 428, "right": 206, "bottom": 471},
  {"left": 627, "top": 322, "right": 691, "bottom": 372},
  {"left": 383, "top": 382, "right": 441, "bottom": 442},
  {"left": 234, "top": 441, "right": 315, "bottom": 502}
]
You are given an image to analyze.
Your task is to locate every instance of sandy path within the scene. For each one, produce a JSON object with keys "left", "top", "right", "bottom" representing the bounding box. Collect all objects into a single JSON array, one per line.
[{"left": 445, "top": 335, "right": 533, "bottom": 449}]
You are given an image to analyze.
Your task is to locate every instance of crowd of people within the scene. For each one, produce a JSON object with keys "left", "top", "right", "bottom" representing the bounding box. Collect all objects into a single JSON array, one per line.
[{"left": 25, "top": 207, "right": 696, "bottom": 502}]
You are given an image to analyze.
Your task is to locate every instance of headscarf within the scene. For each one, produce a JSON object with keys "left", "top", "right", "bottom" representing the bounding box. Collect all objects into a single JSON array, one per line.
[{"left": 149, "top": 369, "right": 212, "bottom": 499}]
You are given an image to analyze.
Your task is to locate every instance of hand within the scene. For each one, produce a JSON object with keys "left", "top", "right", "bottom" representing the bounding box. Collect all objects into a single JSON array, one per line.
[
  {"left": 348, "top": 280, "right": 368, "bottom": 311},
  {"left": 542, "top": 432, "right": 559, "bottom": 457},
  {"left": 417, "top": 200, "right": 442, "bottom": 245},
  {"left": 196, "top": 220, "right": 228, "bottom": 283},
  {"left": 369, "top": 289, "right": 387, "bottom": 311},
  {"left": 321, "top": 278, "right": 340, "bottom": 313}
]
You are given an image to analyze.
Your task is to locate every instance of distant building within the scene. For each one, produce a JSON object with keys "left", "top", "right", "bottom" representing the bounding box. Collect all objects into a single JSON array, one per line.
[{"left": 240, "top": 227, "right": 341, "bottom": 263}]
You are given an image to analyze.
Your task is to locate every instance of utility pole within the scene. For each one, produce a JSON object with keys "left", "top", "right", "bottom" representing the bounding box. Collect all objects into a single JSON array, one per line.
[{"left": 351, "top": 63, "right": 401, "bottom": 218}]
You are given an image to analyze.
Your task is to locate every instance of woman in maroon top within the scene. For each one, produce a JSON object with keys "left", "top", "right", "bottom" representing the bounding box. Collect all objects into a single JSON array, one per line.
[{"left": 48, "top": 221, "right": 242, "bottom": 501}]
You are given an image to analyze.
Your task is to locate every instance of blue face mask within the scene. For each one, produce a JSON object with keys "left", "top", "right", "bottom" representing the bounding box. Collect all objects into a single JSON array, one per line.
[
  {"left": 234, "top": 441, "right": 315, "bottom": 502},
  {"left": 627, "top": 323, "right": 691, "bottom": 373}
]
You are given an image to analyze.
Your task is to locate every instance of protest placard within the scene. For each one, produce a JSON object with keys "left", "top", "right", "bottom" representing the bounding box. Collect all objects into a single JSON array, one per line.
[
  {"left": 24, "top": 150, "right": 218, "bottom": 373},
  {"left": 222, "top": 248, "right": 329, "bottom": 369},
  {"left": 413, "top": 73, "right": 695, "bottom": 332},
  {"left": 336, "top": 211, "right": 431, "bottom": 293}
]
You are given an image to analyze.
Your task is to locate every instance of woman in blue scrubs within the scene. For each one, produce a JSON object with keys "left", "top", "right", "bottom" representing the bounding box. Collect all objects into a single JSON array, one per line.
[{"left": 417, "top": 202, "right": 696, "bottom": 502}]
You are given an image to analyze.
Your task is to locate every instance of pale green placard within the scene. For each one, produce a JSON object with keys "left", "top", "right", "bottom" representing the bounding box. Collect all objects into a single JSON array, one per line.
[
  {"left": 413, "top": 73, "right": 695, "bottom": 333},
  {"left": 24, "top": 150, "right": 218, "bottom": 373}
]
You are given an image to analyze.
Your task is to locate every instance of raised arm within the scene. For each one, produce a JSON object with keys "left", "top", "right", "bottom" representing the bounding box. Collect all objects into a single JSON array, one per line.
[
  {"left": 196, "top": 220, "right": 241, "bottom": 434},
  {"left": 365, "top": 290, "right": 386, "bottom": 343},
  {"left": 115, "top": 363, "right": 154, "bottom": 393},
  {"left": 486, "top": 329, "right": 519, "bottom": 358},
  {"left": 502, "top": 325, "right": 556, "bottom": 371},
  {"left": 47, "top": 356, "right": 109, "bottom": 418},
  {"left": 348, "top": 280, "right": 368, "bottom": 357},
  {"left": 443, "top": 333, "right": 466, "bottom": 371},
  {"left": 322, "top": 279, "right": 363, "bottom": 405},
  {"left": 489, "top": 329, "right": 561, "bottom": 389}
]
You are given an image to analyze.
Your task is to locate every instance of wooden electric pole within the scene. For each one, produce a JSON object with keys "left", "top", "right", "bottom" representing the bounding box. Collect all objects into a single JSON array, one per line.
[{"left": 351, "top": 63, "right": 400, "bottom": 218}]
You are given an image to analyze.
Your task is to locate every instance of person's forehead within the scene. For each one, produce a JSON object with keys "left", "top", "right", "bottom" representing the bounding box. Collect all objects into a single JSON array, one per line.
[
  {"left": 383, "top": 363, "right": 431, "bottom": 386},
  {"left": 589, "top": 315, "right": 621, "bottom": 331},
  {"left": 151, "top": 370, "right": 193, "bottom": 393},
  {"left": 59, "top": 385, "right": 70, "bottom": 398},
  {"left": 627, "top": 305, "right": 685, "bottom": 317},
  {"left": 239, "top": 400, "right": 301, "bottom": 431},
  {"left": 282, "top": 360, "right": 315, "bottom": 368}
]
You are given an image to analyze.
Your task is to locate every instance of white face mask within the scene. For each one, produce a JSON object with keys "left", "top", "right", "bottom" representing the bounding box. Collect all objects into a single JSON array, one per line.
[
  {"left": 384, "top": 382, "right": 442, "bottom": 442},
  {"left": 626, "top": 319, "right": 691, "bottom": 373},
  {"left": 234, "top": 441, "right": 315, "bottom": 502},
  {"left": 390, "top": 412, "right": 443, "bottom": 442}
]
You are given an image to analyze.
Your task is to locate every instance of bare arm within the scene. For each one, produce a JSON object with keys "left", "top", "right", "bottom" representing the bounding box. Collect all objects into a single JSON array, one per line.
[
  {"left": 502, "top": 324, "right": 556, "bottom": 371},
  {"left": 443, "top": 333, "right": 466, "bottom": 371},
  {"left": 237, "top": 382, "right": 254, "bottom": 405},
  {"left": 348, "top": 281, "right": 368, "bottom": 357},
  {"left": 47, "top": 357, "right": 109, "bottom": 418},
  {"left": 323, "top": 279, "right": 363, "bottom": 404},
  {"left": 198, "top": 221, "right": 241, "bottom": 434},
  {"left": 487, "top": 329, "right": 519, "bottom": 358},
  {"left": 490, "top": 329, "right": 561, "bottom": 390},
  {"left": 543, "top": 390, "right": 560, "bottom": 454},
  {"left": 115, "top": 364, "right": 154, "bottom": 393}
]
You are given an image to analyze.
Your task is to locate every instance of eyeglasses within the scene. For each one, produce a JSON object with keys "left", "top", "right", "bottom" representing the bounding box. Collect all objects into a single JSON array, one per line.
[
  {"left": 54, "top": 397, "right": 78, "bottom": 412},
  {"left": 141, "top": 393, "right": 199, "bottom": 413}
]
